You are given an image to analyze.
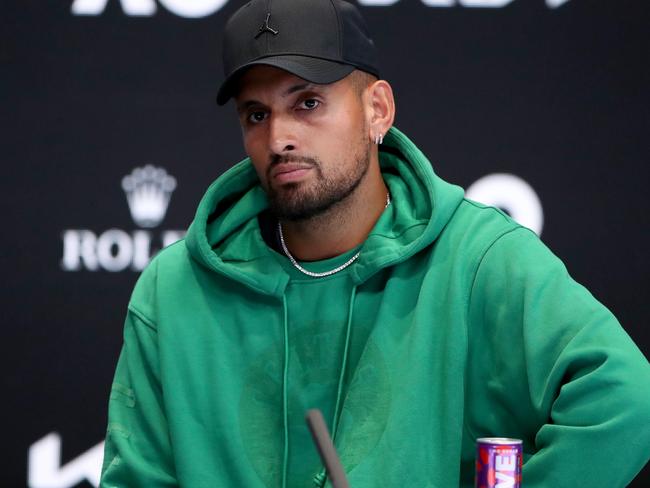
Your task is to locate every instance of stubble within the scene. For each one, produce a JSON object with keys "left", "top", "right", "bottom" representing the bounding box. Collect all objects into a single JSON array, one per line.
[{"left": 266, "top": 134, "right": 371, "bottom": 223}]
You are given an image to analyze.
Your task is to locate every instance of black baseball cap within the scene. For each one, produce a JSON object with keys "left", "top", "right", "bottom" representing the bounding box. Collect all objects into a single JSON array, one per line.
[{"left": 216, "top": 0, "right": 380, "bottom": 105}]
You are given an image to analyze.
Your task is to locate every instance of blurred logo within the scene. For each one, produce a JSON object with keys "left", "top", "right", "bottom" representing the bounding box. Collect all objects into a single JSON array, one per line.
[
  {"left": 122, "top": 165, "right": 177, "bottom": 228},
  {"left": 71, "top": 0, "right": 229, "bottom": 17},
  {"left": 70, "top": 0, "right": 572, "bottom": 17},
  {"left": 466, "top": 173, "right": 544, "bottom": 236},
  {"left": 60, "top": 165, "right": 185, "bottom": 272},
  {"left": 28, "top": 433, "right": 103, "bottom": 488}
]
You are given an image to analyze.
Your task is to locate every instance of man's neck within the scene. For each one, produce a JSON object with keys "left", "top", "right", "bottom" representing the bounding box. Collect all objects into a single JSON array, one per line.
[{"left": 279, "top": 165, "right": 388, "bottom": 262}]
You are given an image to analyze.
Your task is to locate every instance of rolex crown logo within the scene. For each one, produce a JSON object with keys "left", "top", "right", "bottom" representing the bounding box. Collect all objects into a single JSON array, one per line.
[{"left": 121, "top": 165, "right": 177, "bottom": 228}]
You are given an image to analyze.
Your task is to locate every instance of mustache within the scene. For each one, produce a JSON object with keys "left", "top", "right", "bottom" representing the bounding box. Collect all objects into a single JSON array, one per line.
[
  {"left": 269, "top": 154, "right": 319, "bottom": 168},
  {"left": 266, "top": 154, "right": 320, "bottom": 183}
]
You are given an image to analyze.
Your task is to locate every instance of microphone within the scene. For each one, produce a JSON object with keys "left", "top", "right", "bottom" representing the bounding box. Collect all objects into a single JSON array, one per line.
[{"left": 305, "top": 409, "right": 350, "bottom": 488}]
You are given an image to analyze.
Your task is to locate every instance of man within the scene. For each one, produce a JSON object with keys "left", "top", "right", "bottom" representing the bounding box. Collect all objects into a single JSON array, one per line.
[{"left": 100, "top": 0, "right": 650, "bottom": 487}]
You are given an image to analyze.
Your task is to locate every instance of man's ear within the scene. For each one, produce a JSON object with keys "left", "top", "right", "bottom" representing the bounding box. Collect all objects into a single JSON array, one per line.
[{"left": 367, "top": 80, "right": 395, "bottom": 142}]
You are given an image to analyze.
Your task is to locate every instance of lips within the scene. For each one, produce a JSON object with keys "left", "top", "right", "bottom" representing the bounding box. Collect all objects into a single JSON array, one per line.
[
  {"left": 272, "top": 163, "right": 313, "bottom": 176},
  {"left": 270, "top": 163, "right": 314, "bottom": 183}
]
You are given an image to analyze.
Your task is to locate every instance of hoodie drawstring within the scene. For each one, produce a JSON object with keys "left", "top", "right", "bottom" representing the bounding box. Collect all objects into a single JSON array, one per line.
[
  {"left": 281, "top": 295, "right": 290, "bottom": 488},
  {"left": 313, "top": 285, "right": 358, "bottom": 487}
]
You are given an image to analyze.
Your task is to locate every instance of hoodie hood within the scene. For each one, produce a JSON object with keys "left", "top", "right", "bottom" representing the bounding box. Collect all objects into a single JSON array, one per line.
[{"left": 185, "top": 127, "right": 464, "bottom": 297}]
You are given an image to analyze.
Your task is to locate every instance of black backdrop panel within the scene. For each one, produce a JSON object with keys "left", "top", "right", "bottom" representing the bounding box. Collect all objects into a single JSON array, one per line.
[{"left": 3, "top": 1, "right": 648, "bottom": 486}]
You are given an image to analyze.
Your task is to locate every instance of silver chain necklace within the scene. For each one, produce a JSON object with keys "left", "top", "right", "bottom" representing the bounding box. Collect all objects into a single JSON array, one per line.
[{"left": 278, "top": 192, "right": 391, "bottom": 278}]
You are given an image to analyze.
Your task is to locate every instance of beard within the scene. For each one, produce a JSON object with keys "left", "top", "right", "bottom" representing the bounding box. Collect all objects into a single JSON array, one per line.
[{"left": 265, "top": 139, "right": 371, "bottom": 222}]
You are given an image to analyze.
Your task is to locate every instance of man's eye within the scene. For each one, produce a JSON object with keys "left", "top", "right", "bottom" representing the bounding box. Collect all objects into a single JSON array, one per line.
[
  {"left": 299, "top": 99, "right": 320, "bottom": 110},
  {"left": 248, "top": 111, "right": 267, "bottom": 123}
]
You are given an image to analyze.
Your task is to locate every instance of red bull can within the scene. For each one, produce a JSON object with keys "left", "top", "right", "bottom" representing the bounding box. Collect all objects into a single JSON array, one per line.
[{"left": 475, "top": 438, "right": 522, "bottom": 488}]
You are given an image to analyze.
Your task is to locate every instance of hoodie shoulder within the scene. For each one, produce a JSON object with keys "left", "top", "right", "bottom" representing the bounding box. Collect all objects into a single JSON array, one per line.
[
  {"left": 128, "top": 239, "right": 193, "bottom": 324},
  {"left": 438, "top": 197, "right": 527, "bottom": 264},
  {"left": 455, "top": 198, "right": 522, "bottom": 235}
]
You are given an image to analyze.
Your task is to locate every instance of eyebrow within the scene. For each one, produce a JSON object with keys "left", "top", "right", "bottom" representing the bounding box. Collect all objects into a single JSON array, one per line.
[
  {"left": 237, "top": 82, "right": 322, "bottom": 114},
  {"left": 284, "top": 82, "right": 316, "bottom": 96},
  {"left": 236, "top": 100, "right": 263, "bottom": 114}
]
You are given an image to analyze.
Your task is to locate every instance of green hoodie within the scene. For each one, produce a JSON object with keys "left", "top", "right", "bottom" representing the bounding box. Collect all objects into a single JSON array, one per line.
[{"left": 101, "top": 127, "right": 650, "bottom": 488}]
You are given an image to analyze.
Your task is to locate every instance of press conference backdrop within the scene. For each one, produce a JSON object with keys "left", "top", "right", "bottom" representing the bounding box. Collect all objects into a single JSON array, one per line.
[{"left": 2, "top": 1, "right": 648, "bottom": 486}]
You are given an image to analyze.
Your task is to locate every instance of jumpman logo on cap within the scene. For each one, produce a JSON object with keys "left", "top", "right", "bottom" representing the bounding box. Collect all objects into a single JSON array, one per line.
[{"left": 255, "top": 12, "right": 279, "bottom": 39}]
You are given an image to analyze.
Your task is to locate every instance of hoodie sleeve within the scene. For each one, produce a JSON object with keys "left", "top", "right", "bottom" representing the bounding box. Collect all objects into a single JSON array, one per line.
[
  {"left": 100, "top": 306, "right": 178, "bottom": 487},
  {"left": 466, "top": 226, "right": 650, "bottom": 487}
]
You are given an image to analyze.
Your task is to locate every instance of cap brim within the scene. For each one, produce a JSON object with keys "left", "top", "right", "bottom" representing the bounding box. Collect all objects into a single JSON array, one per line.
[{"left": 216, "top": 55, "right": 355, "bottom": 105}]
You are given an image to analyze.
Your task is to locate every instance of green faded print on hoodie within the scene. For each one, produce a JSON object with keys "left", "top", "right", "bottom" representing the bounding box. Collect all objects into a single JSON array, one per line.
[{"left": 100, "top": 128, "right": 650, "bottom": 487}]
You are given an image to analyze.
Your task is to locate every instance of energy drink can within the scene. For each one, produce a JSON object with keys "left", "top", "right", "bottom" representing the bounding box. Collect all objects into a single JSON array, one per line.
[{"left": 475, "top": 437, "right": 522, "bottom": 488}]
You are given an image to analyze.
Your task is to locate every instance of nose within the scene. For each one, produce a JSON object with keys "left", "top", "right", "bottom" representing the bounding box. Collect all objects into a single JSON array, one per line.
[{"left": 268, "top": 114, "right": 297, "bottom": 155}]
